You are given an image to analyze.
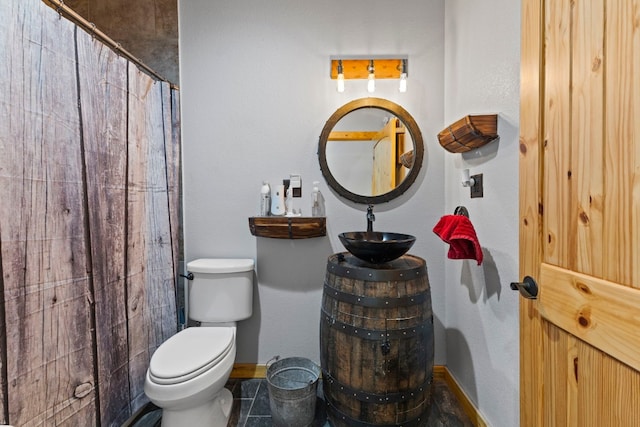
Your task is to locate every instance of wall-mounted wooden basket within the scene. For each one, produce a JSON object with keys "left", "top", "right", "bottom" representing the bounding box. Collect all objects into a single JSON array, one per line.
[{"left": 438, "top": 114, "right": 498, "bottom": 153}]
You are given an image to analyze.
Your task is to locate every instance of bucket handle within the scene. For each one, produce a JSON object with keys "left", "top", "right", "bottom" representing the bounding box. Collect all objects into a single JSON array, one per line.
[{"left": 265, "top": 355, "right": 280, "bottom": 370}]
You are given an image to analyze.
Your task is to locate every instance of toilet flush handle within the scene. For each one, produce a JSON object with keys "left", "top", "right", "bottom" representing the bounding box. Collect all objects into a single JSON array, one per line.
[{"left": 179, "top": 272, "right": 194, "bottom": 281}]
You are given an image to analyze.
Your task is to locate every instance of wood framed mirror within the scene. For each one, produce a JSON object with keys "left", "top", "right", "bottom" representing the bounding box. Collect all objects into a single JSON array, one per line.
[{"left": 318, "top": 98, "right": 424, "bottom": 204}]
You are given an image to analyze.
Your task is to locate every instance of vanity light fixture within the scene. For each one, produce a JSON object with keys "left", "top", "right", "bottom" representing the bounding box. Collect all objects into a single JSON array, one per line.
[
  {"left": 399, "top": 59, "right": 408, "bottom": 92},
  {"left": 367, "top": 60, "right": 375, "bottom": 93},
  {"left": 336, "top": 60, "right": 345, "bottom": 93},
  {"left": 329, "top": 56, "right": 409, "bottom": 93}
]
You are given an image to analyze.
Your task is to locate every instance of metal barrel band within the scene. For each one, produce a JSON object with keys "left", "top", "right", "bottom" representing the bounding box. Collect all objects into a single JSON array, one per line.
[
  {"left": 322, "top": 370, "right": 432, "bottom": 404},
  {"left": 323, "top": 283, "right": 428, "bottom": 308},
  {"left": 320, "top": 311, "right": 431, "bottom": 340},
  {"left": 287, "top": 217, "right": 293, "bottom": 238},
  {"left": 327, "top": 258, "right": 426, "bottom": 282},
  {"left": 325, "top": 396, "right": 426, "bottom": 427}
]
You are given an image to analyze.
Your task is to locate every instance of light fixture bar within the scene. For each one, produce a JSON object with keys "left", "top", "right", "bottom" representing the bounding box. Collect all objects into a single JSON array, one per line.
[{"left": 329, "top": 58, "right": 408, "bottom": 80}]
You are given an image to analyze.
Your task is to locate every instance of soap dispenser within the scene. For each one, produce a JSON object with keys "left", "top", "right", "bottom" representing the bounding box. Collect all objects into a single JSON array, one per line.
[{"left": 311, "top": 181, "right": 325, "bottom": 217}]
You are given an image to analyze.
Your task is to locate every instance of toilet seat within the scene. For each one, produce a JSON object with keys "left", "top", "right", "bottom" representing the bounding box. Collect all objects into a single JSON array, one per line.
[{"left": 148, "top": 327, "right": 234, "bottom": 385}]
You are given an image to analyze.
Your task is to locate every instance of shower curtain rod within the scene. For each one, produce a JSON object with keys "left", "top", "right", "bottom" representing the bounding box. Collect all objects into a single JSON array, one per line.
[{"left": 43, "top": 0, "right": 179, "bottom": 90}]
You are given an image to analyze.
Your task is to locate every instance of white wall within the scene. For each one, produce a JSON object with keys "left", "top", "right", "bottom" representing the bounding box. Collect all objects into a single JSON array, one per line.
[
  {"left": 178, "top": 0, "right": 447, "bottom": 365},
  {"left": 179, "top": 1, "right": 522, "bottom": 426},
  {"left": 443, "top": 1, "right": 521, "bottom": 426}
]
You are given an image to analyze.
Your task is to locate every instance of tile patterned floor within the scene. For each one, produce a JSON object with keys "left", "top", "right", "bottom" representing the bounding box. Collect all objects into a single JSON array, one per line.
[
  {"left": 130, "top": 377, "right": 473, "bottom": 427},
  {"left": 226, "top": 377, "right": 473, "bottom": 427}
]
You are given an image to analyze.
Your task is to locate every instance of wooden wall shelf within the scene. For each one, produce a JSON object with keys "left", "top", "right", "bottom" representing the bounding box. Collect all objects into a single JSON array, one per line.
[
  {"left": 248, "top": 216, "right": 326, "bottom": 239},
  {"left": 438, "top": 114, "right": 498, "bottom": 153}
]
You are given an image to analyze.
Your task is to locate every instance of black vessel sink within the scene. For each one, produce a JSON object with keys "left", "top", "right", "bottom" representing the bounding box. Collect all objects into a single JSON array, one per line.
[{"left": 338, "top": 231, "right": 416, "bottom": 264}]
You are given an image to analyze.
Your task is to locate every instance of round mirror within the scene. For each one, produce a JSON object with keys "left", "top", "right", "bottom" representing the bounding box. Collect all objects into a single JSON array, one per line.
[{"left": 318, "top": 98, "right": 424, "bottom": 204}]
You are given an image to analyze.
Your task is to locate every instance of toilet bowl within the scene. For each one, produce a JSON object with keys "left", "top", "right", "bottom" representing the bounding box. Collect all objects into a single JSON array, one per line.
[{"left": 144, "top": 326, "right": 236, "bottom": 427}]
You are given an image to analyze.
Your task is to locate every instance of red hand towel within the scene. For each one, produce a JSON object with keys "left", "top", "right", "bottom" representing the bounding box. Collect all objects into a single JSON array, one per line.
[{"left": 433, "top": 215, "right": 483, "bottom": 265}]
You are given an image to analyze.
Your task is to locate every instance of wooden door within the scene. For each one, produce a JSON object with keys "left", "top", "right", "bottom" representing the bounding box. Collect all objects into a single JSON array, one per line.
[
  {"left": 372, "top": 118, "right": 397, "bottom": 195},
  {"left": 519, "top": 0, "right": 640, "bottom": 425}
]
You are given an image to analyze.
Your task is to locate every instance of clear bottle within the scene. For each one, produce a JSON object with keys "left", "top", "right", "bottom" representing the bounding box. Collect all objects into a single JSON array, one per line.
[
  {"left": 260, "top": 181, "right": 271, "bottom": 216},
  {"left": 311, "top": 181, "right": 325, "bottom": 217}
]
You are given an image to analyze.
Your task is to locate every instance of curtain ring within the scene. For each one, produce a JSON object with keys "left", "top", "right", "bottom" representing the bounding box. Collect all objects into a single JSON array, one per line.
[{"left": 56, "top": 0, "right": 64, "bottom": 19}]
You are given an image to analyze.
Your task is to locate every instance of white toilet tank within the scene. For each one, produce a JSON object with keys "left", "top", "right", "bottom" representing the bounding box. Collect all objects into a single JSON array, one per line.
[{"left": 186, "top": 258, "right": 254, "bottom": 323}]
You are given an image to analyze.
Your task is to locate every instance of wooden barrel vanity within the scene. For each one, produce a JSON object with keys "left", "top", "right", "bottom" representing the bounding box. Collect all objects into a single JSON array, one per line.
[{"left": 320, "top": 252, "right": 434, "bottom": 427}]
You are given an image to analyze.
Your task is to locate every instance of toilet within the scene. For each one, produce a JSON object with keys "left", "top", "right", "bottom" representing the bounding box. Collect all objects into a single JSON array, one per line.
[{"left": 144, "top": 258, "right": 254, "bottom": 427}]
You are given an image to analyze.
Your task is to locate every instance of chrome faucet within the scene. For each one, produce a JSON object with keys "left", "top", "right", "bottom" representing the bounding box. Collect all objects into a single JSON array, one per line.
[{"left": 366, "top": 204, "right": 375, "bottom": 233}]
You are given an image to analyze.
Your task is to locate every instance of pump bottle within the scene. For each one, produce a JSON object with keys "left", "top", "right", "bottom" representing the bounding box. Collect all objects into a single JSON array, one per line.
[{"left": 311, "top": 181, "right": 325, "bottom": 217}]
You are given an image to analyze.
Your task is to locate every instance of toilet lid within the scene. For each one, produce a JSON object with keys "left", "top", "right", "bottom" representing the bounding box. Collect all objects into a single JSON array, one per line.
[{"left": 149, "top": 327, "right": 234, "bottom": 385}]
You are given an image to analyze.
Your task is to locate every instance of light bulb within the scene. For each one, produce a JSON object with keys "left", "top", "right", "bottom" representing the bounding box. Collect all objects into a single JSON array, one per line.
[
  {"left": 337, "top": 73, "right": 345, "bottom": 92},
  {"left": 336, "top": 59, "right": 345, "bottom": 93},
  {"left": 399, "top": 72, "right": 407, "bottom": 92},
  {"left": 367, "top": 72, "right": 375, "bottom": 93},
  {"left": 367, "top": 60, "right": 375, "bottom": 93}
]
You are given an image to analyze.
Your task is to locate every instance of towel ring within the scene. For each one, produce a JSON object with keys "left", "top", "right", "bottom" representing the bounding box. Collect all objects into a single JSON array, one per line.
[{"left": 454, "top": 206, "right": 469, "bottom": 218}]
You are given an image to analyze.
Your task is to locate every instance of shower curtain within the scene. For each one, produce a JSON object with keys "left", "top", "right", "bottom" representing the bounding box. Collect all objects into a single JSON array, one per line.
[{"left": 0, "top": 0, "right": 181, "bottom": 425}]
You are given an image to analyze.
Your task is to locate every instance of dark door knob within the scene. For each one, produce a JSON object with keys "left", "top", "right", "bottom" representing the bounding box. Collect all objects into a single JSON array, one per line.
[{"left": 510, "top": 276, "right": 538, "bottom": 299}]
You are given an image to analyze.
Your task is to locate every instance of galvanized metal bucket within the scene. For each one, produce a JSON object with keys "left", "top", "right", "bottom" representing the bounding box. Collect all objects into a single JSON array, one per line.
[{"left": 266, "top": 357, "right": 320, "bottom": 427}]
